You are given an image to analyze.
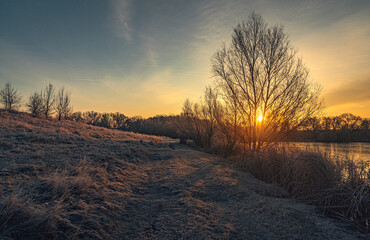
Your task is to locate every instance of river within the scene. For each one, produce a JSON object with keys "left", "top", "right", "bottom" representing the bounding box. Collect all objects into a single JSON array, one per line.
[{"left": 292, "top": 142, "right": 370, "bottom": 161}]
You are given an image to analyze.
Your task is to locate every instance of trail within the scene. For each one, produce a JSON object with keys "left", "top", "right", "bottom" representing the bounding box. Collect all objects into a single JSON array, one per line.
[{"left": 114, "top": 144, "right": 361, "bottom": 239}]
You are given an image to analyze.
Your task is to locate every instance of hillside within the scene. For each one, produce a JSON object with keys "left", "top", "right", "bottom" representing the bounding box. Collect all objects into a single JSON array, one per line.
[{"left": 0, "top": 110, "right": 365, "bottom": 239}]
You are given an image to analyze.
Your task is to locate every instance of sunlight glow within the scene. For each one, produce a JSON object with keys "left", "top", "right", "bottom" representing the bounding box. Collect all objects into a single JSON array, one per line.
[{"left": 257, "top": 114, "right": 263, "bottom": 122}]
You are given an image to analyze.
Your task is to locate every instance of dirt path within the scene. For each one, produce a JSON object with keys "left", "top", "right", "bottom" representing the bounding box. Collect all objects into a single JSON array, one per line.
[{"left": 115, "top": 144, "right": 362, "bottom": 239}]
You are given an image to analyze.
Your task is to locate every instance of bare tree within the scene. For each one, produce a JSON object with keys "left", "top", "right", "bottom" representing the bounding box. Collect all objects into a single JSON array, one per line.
[
  {"left": 0, "top": 82, "right": 22, "bottom": 111},
  {"left": 331, "top": 116, "right": 342, "bottom": 131},
  {"left": 100, "top": 113, "right": 115, "bottom": 128},
  {"left": 340, "top": 113, "right": 362, "bottom": 140},
  {"left": 361, "top": 119, "right": 369, "bottom": 130},
  {"left": 213, "top": 83, "right": 242, "bottom": 155},
  {"left": 42, "top": 84, "right": 55, "bottom": 118},
  {"left": 26, "top": 91, "right": 43, "bottom": 116},
  {"left": 200, "top": 87, "right": 218, "bottom": 149},
  {"left": 178, "top": 99, "right": 204, "bottom": 146},
  {"left": 211, "top": 12, "right": 322, "bottom": 151},
  {"left": 322, "top": 117, "right": 332, "bottom": 131},
  {"left": 177, "top": 88, "right": 219, "bottom": 149},
  {"left": 55, "top": 87, "right": 72, "bottom": 120},
  {"left": 303, "top": 117, "right": 322, "bottom": 140}
]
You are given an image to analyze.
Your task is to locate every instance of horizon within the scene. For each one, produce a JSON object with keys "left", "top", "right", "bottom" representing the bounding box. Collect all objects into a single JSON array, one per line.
[{"left": 1, "top": 0, "right": 369, "bottom": 118}]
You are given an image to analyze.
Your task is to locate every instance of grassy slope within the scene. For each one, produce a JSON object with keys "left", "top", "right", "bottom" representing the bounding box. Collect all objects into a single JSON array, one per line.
[{"left": 0, "top": 110, "right": 365, "bottom": 239}]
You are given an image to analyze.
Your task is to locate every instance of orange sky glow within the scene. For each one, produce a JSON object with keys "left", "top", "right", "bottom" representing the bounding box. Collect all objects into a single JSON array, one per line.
[{"left": 1, "top": 1, "right": 369, "bottom": 118}]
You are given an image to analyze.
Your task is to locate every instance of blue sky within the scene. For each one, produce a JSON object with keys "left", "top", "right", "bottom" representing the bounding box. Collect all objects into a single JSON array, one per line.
[{"left": 1, "top": 0, "right": 369, "bottom": 117}]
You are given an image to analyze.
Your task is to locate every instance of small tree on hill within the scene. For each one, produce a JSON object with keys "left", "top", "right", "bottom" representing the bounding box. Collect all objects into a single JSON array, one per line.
[
  {"left": 0, "top": 82, "right": 23, "bottom": 111},
  {"left": 55, "top": 87, "right": 72, "bottom": 120},
  {"left": 42, "top": 83, "right": 55, "bottom": 118},
  {"left": 27, "top": 91, "right": 43, "bottom": 116}
]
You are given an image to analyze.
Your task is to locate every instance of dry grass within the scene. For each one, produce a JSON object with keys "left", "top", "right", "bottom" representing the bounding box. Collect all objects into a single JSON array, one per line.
[
  {"left": 236, "top": 145, "right": 370, "bottom": 232},
  {"left": 0, "top": 110, "right": 176, "bottom": 239},
  {"left": 0, "top": 159, "right": 126, "bottom": 239},
  {"left": 0, "top": 110, "right": 169, "bottom": 143}
]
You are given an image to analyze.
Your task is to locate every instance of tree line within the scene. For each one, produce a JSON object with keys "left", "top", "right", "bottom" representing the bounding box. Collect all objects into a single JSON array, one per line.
[
  {"left": 0, "top": 82, "right": 72, "bottom": 120},
  {"left": 69, "top": 111, "right": 180, "bottom": 139},
  {"left": 68, "top": 107, "right": 369, "bottom": 155},
  {"left": 296, "top": 113, "right": 369, "bottom": 142}
]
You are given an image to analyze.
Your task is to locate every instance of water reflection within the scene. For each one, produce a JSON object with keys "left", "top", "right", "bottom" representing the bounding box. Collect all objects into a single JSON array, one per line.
[{"left": 292, "top": 142, "right": 370, "bottom": 161}]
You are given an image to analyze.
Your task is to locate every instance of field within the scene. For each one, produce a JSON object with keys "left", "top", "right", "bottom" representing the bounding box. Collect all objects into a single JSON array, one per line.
[{"left": 0, "top": 110, "right": 365, "bottom": 239}]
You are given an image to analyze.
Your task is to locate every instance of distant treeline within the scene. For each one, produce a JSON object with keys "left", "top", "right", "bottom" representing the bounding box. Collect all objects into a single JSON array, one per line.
[
  {"left": 291, "top": 113, "right": 370, "bottom": 142},
  {"left": 2, "top": 82, "right": 368, "bottom": 146},
  {"left": 70, "top": 110, "right": 370, "bottom": 154},
  {"left": 70, "top": 111, "right": 181, "bottom": 139}
]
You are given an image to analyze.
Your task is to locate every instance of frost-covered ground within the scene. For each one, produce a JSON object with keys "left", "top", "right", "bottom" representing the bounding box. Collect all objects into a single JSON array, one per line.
[{"left": 0, "top": 110, "right": 364, "bottom": 239}]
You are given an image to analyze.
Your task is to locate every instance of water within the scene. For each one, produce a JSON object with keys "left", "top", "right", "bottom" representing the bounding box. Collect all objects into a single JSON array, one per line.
[
  {"left": 292, "top": 142, "right": 370, "bottom": 162},
  {"left": 293, "top": 142, "right": 370, "bottom": 179}
]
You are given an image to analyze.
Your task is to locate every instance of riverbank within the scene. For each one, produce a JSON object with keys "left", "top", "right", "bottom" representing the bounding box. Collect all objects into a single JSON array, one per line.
[{"left": 233, "top": 144, "right": 370, "bottom": 233}]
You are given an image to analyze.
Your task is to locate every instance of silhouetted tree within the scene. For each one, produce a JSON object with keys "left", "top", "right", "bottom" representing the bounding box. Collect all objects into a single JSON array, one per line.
[
  {"left": 211, "top": 12, "right": 322, "bottom": 150},
  {"left": 199, "top": 87, "right": 218, "bottom": 149},
  {"left": 83, "top": 111, "right": 101, "bottom": 125},
  {"left": 303, "top": 117, "right": 322, "bottom": 140},
  {"left": 322, "top": 117, "right": 332, "bottom": 131},
  {"left": 100, "top": 113, "right": 115, "bottom": 128},
  {"left": 178, "top": 99, "right": 204, "bottom": 145},
  {"left": 111, "top": 112, "right": 128, "bottom": 129},
  {"left": 0, "top": 82, "right": 22, "bottom": 111},
  {"left": 340, "top": 113, "right": 362, "bottom": 140},
  {"left": 213, "top": 83, "right": 241, "bottom": 155},
  {"left": 55, "top": 87, "right": 72, "bottom": 120},
  {"left": 178, "top": 88, "right": 219, "bottom": 149},
  {"left": 71, "top": 111, "right": 83, "bottom": 122},
  {"left": 26, "top": 91, "right": 43, "bottom": 116},
  {"left": 361, "top": 119, "right": 369, "bottom": 130},
  {"left": 41, "top": 84, "right": 55, "bottom": 118}
]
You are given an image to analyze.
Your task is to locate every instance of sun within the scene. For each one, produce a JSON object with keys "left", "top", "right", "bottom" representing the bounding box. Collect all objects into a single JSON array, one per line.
[{"left": 257, "top": 114, "right": 263, "bottom": 122}]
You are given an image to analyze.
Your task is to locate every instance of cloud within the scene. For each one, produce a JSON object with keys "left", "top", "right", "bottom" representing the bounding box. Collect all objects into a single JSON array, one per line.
[
  {"left": 111, "top": 0, "right": 132, "bottom": 41},
  {"left": 325, "top": 100, "right": 370, "bottom": 118},
  {"left": 139, "top": 70, "right": 184, "bottom": 103},
  {"left": 93, "top": 70, "right": 193, "bottom": 116},
  {"left": 294, "top": 9, "right": 370, "bottom": 83},
  {"left": 290, "top": 9, "right": 370, "bottom": 117},
  {"left": 73, "top": 73, "right": 104, "bottom": 87},
  {"left": 146, "top": 47, "right": 159, "bottom": 69},
  {"left": 324, "top": 78, "right": 370, "bottom": 107}
]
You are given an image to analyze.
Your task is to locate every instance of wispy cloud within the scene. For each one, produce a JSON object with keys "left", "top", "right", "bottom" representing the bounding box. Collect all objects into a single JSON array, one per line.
[
  {"left": 294, "top": 9, "right": 370, "bottom": 115},
  {"left": 1, "top": 0, "right": 369, "bottom": 117},
  {"left": 74, "top": 73, "right": 104, "bottom": 86},
  {"left": 111, "top": 0, "right": 132, "bottom": 41},
  {"left": 146, "top": 48, "right": 159, "bottom": 69},
  {"left": 324, "top": 78, "right": 370, "bottom": 107}
]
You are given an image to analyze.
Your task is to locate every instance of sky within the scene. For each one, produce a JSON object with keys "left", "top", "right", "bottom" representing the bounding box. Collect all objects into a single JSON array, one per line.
[{"left": 0, "top": 0, "right": 369, "bottom": 117}]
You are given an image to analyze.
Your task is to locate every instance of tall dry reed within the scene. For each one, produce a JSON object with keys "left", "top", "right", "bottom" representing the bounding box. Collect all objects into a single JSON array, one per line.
[{"left": 237, "top": 145, "right": 370, "bottom": 232}]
